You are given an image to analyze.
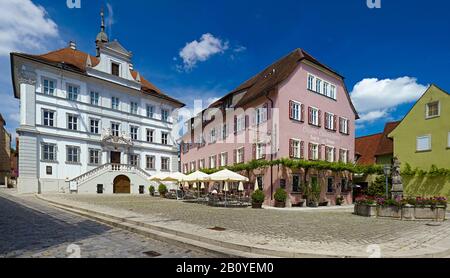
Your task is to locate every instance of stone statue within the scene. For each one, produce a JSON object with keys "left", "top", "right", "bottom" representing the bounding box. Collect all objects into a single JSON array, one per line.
[{"left": 391, "top": 157, "right": 404, "bottom": 199}]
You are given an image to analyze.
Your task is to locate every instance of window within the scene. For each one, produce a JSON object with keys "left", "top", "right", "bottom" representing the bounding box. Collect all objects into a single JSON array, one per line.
[
  {"left": 307, "top": 74, "right": 315, "bottom": 91},
  {"left": 146, "top": 129, "right": 154, "bottom": 143},
  {"left": 325, "top": 113, "right": 335, "bottom": 130},
  {"left": 256, "top": 143, "right": 265, "bottom": 160},
  {"left": 67, "top": 114, "right": 78, "bottom": 130},
  {"left": 183, "top": 163, "right": 189, "bottom": 174},
  {"left": 130, "top": 126, "right": 139, "bottom": 140},
  {"left": 292, "top": 175, "right": 301, "bottom": 193},
  {"left": 67, "top": 85, "right": 79, "bottom": 101},
  {"left": 90, "top": 92, "right": 99, "bottom": 106},
  {"left": 426, "top": 101, "right": 440, "bottom": 118},
  {"left": 330, "top": 85, "right": 336, "bottom": 100},
  {"left": 161, "top": 132, "right": 169, "bottom": 145},
  {"left": 220, "top": 152, "right": 228, "bottom": 167},
  {"left": 46, "top": 166, "right": 53, "bottom": 175},
  {"left": 222, "top": 124, "right": 228, "bottom": 140},
  {"left": 310, "top": 143, "right": 319, "bottom": 160},
  {"left": 340, "top": 117, "right": 349, "bottom": 134},
  {"left": 146, "top": 105, "right": 154, "bottom": 118},
  {"left": 340, "top": 149, "right": 348, "bottom": 163},
  {"left": 42, "top": 143, "right": 56, "bottom": 161},
  {"left": 417, "top": 135, "right": 431, "bottom": 152},
  {"left": 236, "top": 115, "right": 246, "bottom": 132},
  {"left": 315, "top": 78, "right": 322, "bottom": 93},
  {"left": 190, "top": 161, "right": 196, "bottom": 172},
  {"left": 255, "top": 107, "right": 267, "bottom": 125},
  {"left": 129, "top": 154, "right": 139, "bottom": 166},
  {"left": 43, "top": 79, "right": 55, "bottom": 95},
  {"left": 237, "top": 148, "right": 245, "bottom": 164},
  {"left": 210, "top": 128, "right": 216, "bottom": 143},
  {"left": 310, "top": 107, "right": 319, "bottom": 126},
  {"left": 90, "top": 118, "right": 100, "bottom": 134},
  {"left": 111, "top": 123, "right": 120, "bottom": 137},
  {"left": 111, "top": 62, "right": 120, "bottom": 76},
  {"left": 327, "top": 177, "right": 334, "bottom": 193},
  {"left": 290, "top": 101, "right": 302, "bottom": 121},
  {"left": 146, "top": 156, "right": 155, "bottom": 170},
  {"left": 292, "top": 140, "right": 301, "bottom": 159},
  {"left": 161, "top": 109, "right": 170, "bottom": 122},
  {"left": 257, "top": 176, "right": 264, "bottom": 190},
  {"left": 326, "top": 146, "right": 335, "bottom": 162},
  {"left": 43, "top": 110, "right": 55, "bottom": 127},
  {"left": 66, "top": 146, "right": 80, "bottom": 163},
  {"left": 161, "top": 157, "right": 170, "bottom": 171},
  {"left": 89, "top": 149, "right": 101, "bottom": 165},
  {"left": 342, "top": 178, "right": 349, "bottom": 192},
  {"left": 112, "top": 97, "right": 120, "bottom": 110},
  {"left": 323, "top": 82, "right": 329, "bottom": 97},
  {"left": 130, "top": 102, "right": 138, "bottom": 115},
  {"left": 209, "top": 156, "right": 216, "bottom": 169}
]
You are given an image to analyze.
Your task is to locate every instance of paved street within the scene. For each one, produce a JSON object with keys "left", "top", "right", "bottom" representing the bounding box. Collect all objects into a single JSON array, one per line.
[
  {"left": 45, "top": 194, "right": 450, "bottom": 257},
  {"left": 0, "top": 192, "right": 216, "bottom": 258}
]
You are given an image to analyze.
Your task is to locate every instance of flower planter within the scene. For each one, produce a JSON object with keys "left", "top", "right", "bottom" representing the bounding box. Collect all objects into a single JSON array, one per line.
[
  {"left": 355, "top": 204, "right": 377, "bottom": 217},
  {"left": 274, "top": 201, "right": 286, "bottom": 208},
  {"left": 401, "top": 205, "right": 415, "bottom": 220},
  {"left": 415, "top": 206, "right": 446, "bottom": 221},
  {"left": 378, "top": 206, "right": 402, "bottom": 218},
  {"left": 252, "top": 202, "right": 263, "bottom": 209}
]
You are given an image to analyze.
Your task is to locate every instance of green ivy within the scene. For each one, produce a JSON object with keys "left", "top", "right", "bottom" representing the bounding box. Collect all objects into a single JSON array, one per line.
[{"left": 402, "top": 163, "right": 450, "bottom": 178}]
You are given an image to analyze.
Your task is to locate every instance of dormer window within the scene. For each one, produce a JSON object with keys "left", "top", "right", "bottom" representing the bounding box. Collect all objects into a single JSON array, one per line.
[
  {"left": 426, "top": 101, "right": 440, "bottom": 119},
  {"left": 111, "top": 62, "right": 120, "bottom": 77}
]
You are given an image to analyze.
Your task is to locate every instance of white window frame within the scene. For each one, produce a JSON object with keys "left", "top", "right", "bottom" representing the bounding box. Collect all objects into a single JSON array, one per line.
[
  {"left": 292, "top": 139, "right": 301, "bottom": 159},
  {"left": 90, "top": 118, "right": 100, "bottom": 134},
  {"left": 130, "top": 126, "right": 139, "bottom": 141},
  {"left": 146, "top": 105, "right": 154, "bottom": 118},
  {"left": 307, "top": 74, "right": 315, "bottom": 91},
  {"left": 340, "top": 117, "right": 349, "bottom": 134},
  {"left": 426, "top": 101, "right": 440, "bottom": 119},
  {"left": 130, "top": 102, "right": 139, "bottom": 115},
  {"left": 112, "top": 97, "right": 120, "bottom": 110},
  {"left": 67, "top": 114, "right": 78, "bottom": 131},
  {"left": 209, "top": 156, "right": 216, "bottom": 169},
  {"left": 255, "top": 106, "right": 268, "bottom": 125},
  {"left": 291, "top": 101, "right": 302, "bottom": 121},
  {"left": 326, "top": 112, "right": 335, "bottom": 130},
  {"left": 161, "top": 132, "right": 169, "bottom": 145},
  {"left": 311, "top": 143, "right": 319, "bottom": 161},
  {"left": 326, "top": 146, "right": 335, "bottom": 162},
  {"left": 111, "top": 122, "right": 121, "bottom": 137},
  {"left": 330, "top": 85, "right": 336, "bottom": 100},
  {"left": 161, "top": 109, "right": 170, "bottom": 122},
  {"left": 161, "top": 157, "right": 170, "bottom": 171},
  {"left": 90, "top": 91, "right": 100, "bottom": 106},
  {"left": 311, "top": 107, "right": 319, "bottom": 126},
  {"left": 340, "top": 149, "right": 349, "bottom": 164},
  {"left": 315, "top": 78, "right": 322, "bottom": 94},
  {"left": 199, "top": 159, "right": 205, "bottom": 170},
  {"left": 66, "top": 146, "right": 80, "bottom": 164},
  {"left": 88, "top": 149, "right": 101, "bottom": 165},
  {"left": 42, "top": 143, "right": 57, "bottom": 162},
  {"left": 146, "top": 155, "right": 155, "bottom": 170},
  {"left": 67, "top": 84, "right": 79, "bottom": 101},
  {"left": 220, "top": 152, "right": 228, "bottom": 167},
  {"left": 323, "top": 82, "right": 329, "bottom": 97},
  {"left": 43, "top": 109, "right": 55, "bottom": 127},
  {"left": 146, "top": 129, "right": 154, "bottom": 143},
  {"left": 190, "top": 161, "right": 196, "bottom": 172},
  {"left": 416, "top": 135, "right": 432, "bottom": 152},
  {"left": 129, "top": 154, "right": 139, "bottom": 166},
  {"left": 237, "top": 115, "right": 245, "bottom": 132},
  {"left": 256, "top": 143, "right": 265, "bottom": 160},
  {"left": 210, "top": 128, "right": 216, "bottom": 143},
  {"left": 42, "top": 78, "right": 55, "bottom": 96},
  {"left": 237, "top": 147, "right": 245, "bottom": 164}
]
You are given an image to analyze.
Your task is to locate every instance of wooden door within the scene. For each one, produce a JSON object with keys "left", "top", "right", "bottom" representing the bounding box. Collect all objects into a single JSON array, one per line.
[
  {"left": 114, "top": 175, "right": 130, "bottom": 194},
  {"left": 111, "top": 152, "right": 121, "bottom": 164}
]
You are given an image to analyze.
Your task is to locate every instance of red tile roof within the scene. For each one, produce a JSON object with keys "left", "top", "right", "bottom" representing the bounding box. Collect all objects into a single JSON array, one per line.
[
  {"left": 355, "top": 121, "right": 400, "bottom": 165},
  {"left": 11, "top": 48, "right": 184, "bottom": 107}
]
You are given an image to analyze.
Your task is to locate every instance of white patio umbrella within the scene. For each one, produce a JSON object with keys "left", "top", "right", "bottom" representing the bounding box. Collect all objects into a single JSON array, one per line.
[
  {"left": 193, "top": 182, "right": 197, "bottom": 189},
  {"left": 209, "top": 169, "right": 249, "bottom": 182},
  {"left": 223, "top": 182, "right": 229, "bottom": 192},
  {"left": 201, "top": 182, "right": 206, "bottom": 189},
  {"left": 184, "top": 171, "right": 211, "bottom": 200},
  {"left": 238, "top": 182, "right": 244, "bottom": 192},
  {"left": 149, "top": 173, "right": 168, "bottom": 182},
  {"left": 162, "top": 172, "right": 187, "bottom": 182}
]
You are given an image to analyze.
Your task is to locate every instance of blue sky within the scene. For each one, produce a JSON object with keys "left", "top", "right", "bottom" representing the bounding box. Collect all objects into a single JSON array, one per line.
[{"left": 1, "top": 0, "right": 450, "bottom": 147}]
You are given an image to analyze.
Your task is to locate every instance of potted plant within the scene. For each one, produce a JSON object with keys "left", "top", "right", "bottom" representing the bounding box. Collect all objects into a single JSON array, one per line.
[
  {"left": 149, "top": 185, "right": 155, "bottom": 196},
  {"left": 274, "top": 188, "right": 288, "bottom": 208},
  {"left": 251, "top": 190, "right": 265, "bottom": 209},
  {"left": 306, "top": 180, "right": 321, "bottom": 207},
  {"left": 336, "top": 196, "right": 345, "bottom": 206},
  {"left": 158, "top": 184, "right": 168, "bottom": 198}
]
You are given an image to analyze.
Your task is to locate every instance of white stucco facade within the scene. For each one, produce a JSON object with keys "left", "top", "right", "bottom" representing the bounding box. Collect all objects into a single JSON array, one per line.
[{"left": 11, "top": 38, "right": 183, "bottom": 194}]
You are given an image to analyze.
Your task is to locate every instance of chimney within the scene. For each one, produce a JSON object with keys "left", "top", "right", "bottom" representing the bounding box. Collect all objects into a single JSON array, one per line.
[{"left": 69, "top": 41, "right": 77, "bottom": 50}]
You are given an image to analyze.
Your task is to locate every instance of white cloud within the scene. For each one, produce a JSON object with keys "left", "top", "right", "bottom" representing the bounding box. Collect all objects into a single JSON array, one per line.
[
  {"left": 350, "top": 77, "right": 428, "bottom": 122},
  {"left": 233, "top": 45, "right": 247, "bottom": 53},
  {"left": 105, "top": 3, "right": 115, "bottom": 38},
  {"left": 179, "top": 33, "right": 229, "bottom": 71},
  {"left": 0, "top": 0, "right": 60, "bottom": 56}
]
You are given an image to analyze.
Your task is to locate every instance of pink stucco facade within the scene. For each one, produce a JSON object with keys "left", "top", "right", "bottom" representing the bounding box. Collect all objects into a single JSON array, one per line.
[{"left": 181, "top": 58, "right": 357, "bottom": 207}]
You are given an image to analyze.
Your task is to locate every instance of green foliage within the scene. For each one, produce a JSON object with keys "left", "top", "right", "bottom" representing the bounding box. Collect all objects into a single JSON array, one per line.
[
  {"left": 251, "top": 190, "right": 265, "bottom": 203},
  {"left": 158, "top": 184, "right": 167, "bottom": 195},
  {"left": 367, "top": 176, "right": 390, "bottom": 197},
  {"left": 402, "top": 163, "right": 450, "bottom": 178},
  {"left": 149, "top": 185, "right": 155, "bottom": 194},
  {"left": 336, "top": 196, "right": 345, "bottom": 206},
  {"left": 274, "top": 188, "right": 288, "bottom": 203}
]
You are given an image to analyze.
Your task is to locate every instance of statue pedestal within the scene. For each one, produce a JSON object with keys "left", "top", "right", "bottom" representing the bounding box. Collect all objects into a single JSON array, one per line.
[{"left": 391, "top": 184, "right": 404, "bottom": 199}]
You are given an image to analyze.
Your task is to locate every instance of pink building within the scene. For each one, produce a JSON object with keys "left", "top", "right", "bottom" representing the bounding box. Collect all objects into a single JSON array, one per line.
[{"left": 180, "top": 49, "right": 359, "bottom": 207}]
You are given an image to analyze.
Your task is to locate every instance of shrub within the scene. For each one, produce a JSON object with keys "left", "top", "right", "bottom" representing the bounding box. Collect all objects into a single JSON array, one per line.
[
  {"left": 366, "top": 176, "right": 390, "bottom": 197},
  {"left": 252, "top": 190, "right": 265, "bottom": 204},
  {"left": 274, "top": 188, "right": 288, "bottom": 203},
  {"left": 149, "top": 185, "right": 155, "bottom": 194},
  {"left": 336, "top": 196, "right": 345, "bottom": 206},
  {"left": 158, "top": 184, "right": 167, "bottom": 196}
]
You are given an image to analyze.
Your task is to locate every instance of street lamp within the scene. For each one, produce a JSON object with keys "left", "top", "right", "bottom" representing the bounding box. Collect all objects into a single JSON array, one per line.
[{"left": 383, "top": 165, "right": 391, "bottom": 199}]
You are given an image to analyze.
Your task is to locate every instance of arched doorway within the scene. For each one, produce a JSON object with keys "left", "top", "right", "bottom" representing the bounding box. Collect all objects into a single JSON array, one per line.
[{"left": 113, "top": 175, "right": 131, "bottom": 194}]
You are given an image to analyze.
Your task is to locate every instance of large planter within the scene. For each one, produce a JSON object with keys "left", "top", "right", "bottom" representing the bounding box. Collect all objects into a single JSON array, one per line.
[
  {"left": 252, "top": 202, "right": 263, "bottom": 209},
  {"left": 378, "top": 206, "right": 402, "bottom": 219},
  {"left": 274, "top": 201, "right": 286, "bottom": 208},
  {"left": 355, "top": 204, "right": 377, "bottom": 217},
  {"left": 402, "top": 205, "right": 415, "bottom": 220},
  {"left": 415, "top": 206, "right": 447, "bottom": 221}
]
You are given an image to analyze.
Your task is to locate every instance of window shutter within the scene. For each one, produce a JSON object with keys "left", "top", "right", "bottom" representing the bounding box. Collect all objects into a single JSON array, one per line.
[
  {"left": 234, "top": 116, "right": 238, "bottom": 134},
  {"left": 261, "top": 144, "right": 267, "bottom": 160},
  {"left": 289, "top": 139, "right": 294, "bottom": 158},
  {"left": 289, "top": 101, "right": 293, "bottom": 120},
  {"left": 308, "top": 107, "right": 312, "bottom": 124},
  {"left": 264, "top": 103, "right": 269, "bottom": 121},
  {"left": 325, "top": 113, "right": 329, "bottom": 129},
  {"left": 225, "top": 153, "right": 228, "bottom": 165},
  {"left": 308, "top": 143, "right": 313, "bottom": 160},
  {"left": 318, "top": 145, "right": 323, "bottom": 160},
  {"left": 252, "top": 144, "right": 257, "bottom": 160},
  {"left": 318, "top": 110, "right": 322, "bottom": 127},
  {"left": 301, "top": 104, "right": 305, "bottom": 122},
  {"left": 333, "top": 115, "right": 337, "bottom": 131},
  {"left": 333, "top": 148, "right": 337, "bottom": 163},
  {"left": 347, "top": 121, "right": 350, "bottom": 135},
  {"left": 245, "top": 115, "right": 250, "bottom": 128},
  {"left": 338, "top": 117, "right": 342, "bottom": 133},
  {"left": 234, "top": 149, "right": 237, "bottom": 164},
  {"left": 300, "top": 141, "right": 305, "bottom": 159}
]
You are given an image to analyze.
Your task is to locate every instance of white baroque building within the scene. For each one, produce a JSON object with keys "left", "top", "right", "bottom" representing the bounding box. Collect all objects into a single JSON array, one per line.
[{"left": 10, "top": 14, "right": 184, "bottom": 194}]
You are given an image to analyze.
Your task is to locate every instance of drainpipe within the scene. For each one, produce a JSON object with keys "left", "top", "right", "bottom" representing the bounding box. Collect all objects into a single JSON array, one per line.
[{"left": 265, "top": 90, "right": 275, "bottom": 201}]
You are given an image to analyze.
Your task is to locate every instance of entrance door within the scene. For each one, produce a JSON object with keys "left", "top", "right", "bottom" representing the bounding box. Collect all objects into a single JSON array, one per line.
[
  {"left": 111, "top": 152, "right": 121, "bottom": 164},
  {"left": 113, "top": 175, "right": 131, "bottom": 194}
]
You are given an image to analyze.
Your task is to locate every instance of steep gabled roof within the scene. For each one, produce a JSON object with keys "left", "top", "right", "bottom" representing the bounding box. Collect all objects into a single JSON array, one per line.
[
  {"left": 375, "top": 121, "right": 400, "bottom": 156},
  {"left": 209, "top": 48, "right": 359, "bottom": 119},
  {"left": 10, "top": 47, "right": 184, "bottom": 107},
  {"left": 355, "top": 133, "right": 384, "bottom": 165}
]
